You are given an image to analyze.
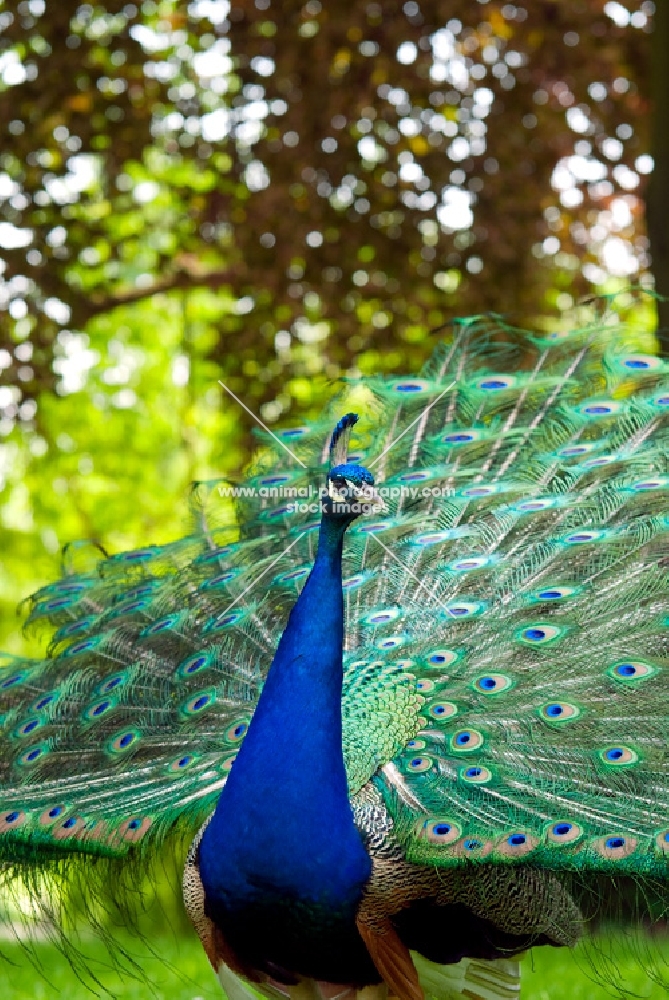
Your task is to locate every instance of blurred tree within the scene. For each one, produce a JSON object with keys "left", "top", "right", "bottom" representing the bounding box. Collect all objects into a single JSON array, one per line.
[
  {"left": 0, "top": 0, "right": 657, "bottom": 432},
  {"left": 648, "top": 0, "right": 669, "bottom": 342},
  {"left": 223, "top": 0, "right": 654, "bottom": 392}
]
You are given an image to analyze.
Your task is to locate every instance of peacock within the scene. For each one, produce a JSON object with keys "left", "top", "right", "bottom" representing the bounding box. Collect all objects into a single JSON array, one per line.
[{"left": 1, "top": 314, "right": 669, "bottom": 1000}]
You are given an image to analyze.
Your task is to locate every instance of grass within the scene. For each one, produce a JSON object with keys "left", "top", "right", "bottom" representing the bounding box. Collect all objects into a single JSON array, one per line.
[
  {"left": 522, "top": 935, "right": 669, "bottom": 1000},
  {"left": 0, "top": 925, "right": 221, "bottom": 1000},
  {"left": 1, "top": 928, "right": 669, "bottom": 998}
]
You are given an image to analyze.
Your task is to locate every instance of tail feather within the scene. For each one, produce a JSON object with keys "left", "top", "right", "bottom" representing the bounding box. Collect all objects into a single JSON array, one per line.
[{"left": 0, "top": 315, "right": 665, "bottom": 898}]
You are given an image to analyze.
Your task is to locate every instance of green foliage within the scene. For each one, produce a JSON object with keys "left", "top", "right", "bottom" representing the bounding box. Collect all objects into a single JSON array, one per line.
[{"left": 0, "top": 292, "right": 235, "bottom": 654}]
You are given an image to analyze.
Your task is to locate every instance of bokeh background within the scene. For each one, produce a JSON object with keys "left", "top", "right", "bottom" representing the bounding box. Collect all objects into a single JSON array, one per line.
[{"left": 0, "top": 2, "right": 668, "bottom": 996}]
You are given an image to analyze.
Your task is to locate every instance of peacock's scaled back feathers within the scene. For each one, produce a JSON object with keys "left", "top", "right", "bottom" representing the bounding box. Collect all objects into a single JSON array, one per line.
[{"left": 1, "top": 313, "right": 669, "bottom": 906}]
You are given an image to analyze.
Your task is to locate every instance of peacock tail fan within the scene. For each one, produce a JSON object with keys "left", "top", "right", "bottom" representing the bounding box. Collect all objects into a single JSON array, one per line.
[{"left": 0, "top": 313, "right": 668, "bottom": 980}]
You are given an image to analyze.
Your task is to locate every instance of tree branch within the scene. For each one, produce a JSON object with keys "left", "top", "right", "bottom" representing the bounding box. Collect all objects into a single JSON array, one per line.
[{"left": 80, "top": 264, "right": 235, "bottom": 322}]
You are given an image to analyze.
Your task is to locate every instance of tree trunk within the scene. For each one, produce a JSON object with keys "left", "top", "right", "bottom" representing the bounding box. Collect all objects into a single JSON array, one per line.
[{"left": 648, "top": 3, "right": 669, "bottom": 354}]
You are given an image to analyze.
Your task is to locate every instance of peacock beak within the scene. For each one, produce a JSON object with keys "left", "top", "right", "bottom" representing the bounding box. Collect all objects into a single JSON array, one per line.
[{"left": 356, "top": 485, "right": 387, "bottom": 514}]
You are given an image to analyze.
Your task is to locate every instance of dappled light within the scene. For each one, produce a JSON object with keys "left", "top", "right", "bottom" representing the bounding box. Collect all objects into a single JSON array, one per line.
[{"left": 0, "top": 0, "right": 656, "bottom": 432}]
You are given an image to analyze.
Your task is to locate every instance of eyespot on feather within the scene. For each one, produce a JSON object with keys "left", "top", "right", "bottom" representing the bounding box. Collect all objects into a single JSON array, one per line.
[
  {"left": 547, "top": 820, "right": 584, "bottom": 845},
  {"left": 204, "top": 609, "right": 246, "bottom": 632},
  {"left": 577, "top": 399, "right": 623, "bottom": 418},
  {"left": 406, "top": 739, "right": 426, "bottom": 751},
  {"left": 376, "top": 635, "right": 405, "bottom": 651},
  {"left": 607, "top": 660, "right": 656, "bottom": 683},
  {"left": 517, "top": 624, "right": 564, "bottom": 645},
  {"left": 39, "top": 804, "right": 69, "bottom": 826},
  {"left": 411, "top": 529, "right": 461, "bottom": 546},
  {"left": 14, "top": 717, "right": 43, "bottom": 739},
  {"left": 529, "top": 586, "right": 578, "bottom": 603},
  {"left": 459, "top": 483, "right": 514, "bottom": 498},
  {"left": 0, "top": 809, "right": 27, "bottom": 833},
  {"left": 84, "top": 697, "right": 116, "bottom": 721},
  {"left": 62, "top": 636, "right": 104, "bottom": 658},
  {"left": 255, "top": 472, "right": 300, "bottom": 487},
  {"left": 512, "top": 498, "right": 561, "bottom": 513},
  {"left": 141, "top": 613, "right": 182, "bottom": 637},
  {"left": 273, "top": 566, "right": 310, "bottom": 585},
  {"left": 418, "top": 819, "right": 461, "bottom": 845},
  {"left": 496, "top": 832, "right": 539, "bottom": 857},
  {"left": 582, "top": 454, "right": 623, "bottom": 470},
  {"left": 361, "top": 607, "right": 401, "bottom": 626},
  {"left": 387, "top": 378, "right": 434, "bottom": 395},
  {"left": 182, "top": 689, "right": 217, "bottom": 717},
  {"left": 199, "top": 570, "right": 241, "bottom": 591},
  {"left": 354, "top": 520, "right": 394, "bottom": 535},
  {"left": 176, "top": 651, "right": 213, "bottom": 680},
  {"left": 563, "top": 529, "right": 610, "bottom": 545},
  {"left": 53, "top": 615, "right": 98, "bottom": 640},
  {"left": 594, "top": 834, "right": 637, "bottom": 859},
  {"left": 194, "top": 545, "right": 235, "bottom": 566},
  {"left": 617, "top": 353, "right": 663, "bottom": 372},
  {"left": 167, "top": 753, "right": 198, "bottom": 773},
  {"left": 224, "top": 719, "right": 248, "bottom": 743},
  {"left": 557, "top": 442, "right": 601, "bottom": 458},
  {"left": 404, "top": 755, "right": 433, "bottom": 773},
  {"left": 453, "top": 836, "right": 493, "bottom": 858},
  {"left": 440, "top": 429, "right": 483, "bottom": 445},
  {"left": 112, "top": 816, "right": 152, "bottom": 844},
  {"left": 394, "top": 469, "right": 432, "bottom": 483},
  {"left": 31, "top": 691, "right": 59, "bottom": 712},
  {"left": 107, "top": 729, "right": 141, "bottom": 754},
  {"left": 424, "top": 649, "right": 460, "bottom": 668},
  {"left": 0, "top": 670, "right": 30, "bottom": 691},
  {"left": 460, "top": 765, "right": 492, "bottom": 784},
  {"left": 18, "top": 744, "right": 48, "bottom": 766},
  {"left": 35, "top": 595, "right": 81, "bottom": 613},
  {"left": 449, "top": 729, "right": 483, "bottom": 752},
  {"left": 474, "top": 674, "right": 513, "bottom": 695},
  {"left": 415, "top": 678, "right": 435, "bottom": 694},
  {"left": 108, "top": 547, "right": 158, "bottom": 564},
  {"left": 539, "top": 702, "right": 581, "bottom": 723},
  {"left": 105, "top": 597, "right": 152, "bottom": 619},
  {"left": 53, "top": 816, "right": 86, "bottom": 840},
  {"left": 278, "top": 426, "right": 311, "bottom": 439},
  {"left": 96, "top": 672, "right": 129, "bottom": 695},
  {"left": 448, "top": 555, "right": 496, "bottom": 572},
  {"left": 443, "top": 601, "right": 487, "bottom": 620},
  {"left": 473, "top": 375, "right": 516, "bottom": 392},
  {"left": 427, "top": 701, "right": 458, "bottom": 721},
  {"left": 599, "top": 746, "right": 639, "bottom": 766},
  {"left": 630, "top": 477, "right": 669, "bottom": 491}
]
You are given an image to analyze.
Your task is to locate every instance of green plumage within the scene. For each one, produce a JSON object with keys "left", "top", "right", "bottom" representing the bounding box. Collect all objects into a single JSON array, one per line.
[{"left": 0, "top": 315, "right": 668, "bottom": 919}]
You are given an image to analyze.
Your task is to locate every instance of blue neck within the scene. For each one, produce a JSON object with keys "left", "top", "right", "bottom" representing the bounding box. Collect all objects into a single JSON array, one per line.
[{"left": 199, "top": 516, "right": 371, "bottom": 911}]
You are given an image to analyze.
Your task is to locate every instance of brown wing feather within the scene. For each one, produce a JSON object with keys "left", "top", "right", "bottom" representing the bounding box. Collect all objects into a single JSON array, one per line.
[{"left": 356, "top": 917, "right": 424, "bottom": 1000}]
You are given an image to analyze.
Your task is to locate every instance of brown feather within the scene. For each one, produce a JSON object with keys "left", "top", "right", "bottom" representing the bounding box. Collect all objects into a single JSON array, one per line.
[{"left": 356, "top": 916, "right": 424, "bottom": 1000}]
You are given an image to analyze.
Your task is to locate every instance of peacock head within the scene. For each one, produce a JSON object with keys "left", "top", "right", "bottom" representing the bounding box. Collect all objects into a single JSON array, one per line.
[{"left": 323, "top": 413, "right": 386, "bottom": 524}]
